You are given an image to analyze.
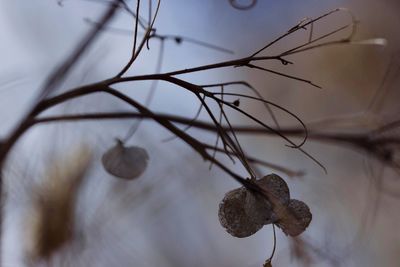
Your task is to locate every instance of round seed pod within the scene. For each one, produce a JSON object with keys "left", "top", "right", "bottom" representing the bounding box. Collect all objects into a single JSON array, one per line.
[
  {"left": 218, "top": 187, "right": 269, "bottom": 238},
  {"left": 102, "top": 140, "right": 149, "bottom": 180},
  {"left": 256, "top": 174, "right": 290, "bottom": 206},
  {"left": 277, "top": 199, "right": 312, "bottom": 237},
  {"left": 229, "top": 0, "right": 257, "bottom": 10}
]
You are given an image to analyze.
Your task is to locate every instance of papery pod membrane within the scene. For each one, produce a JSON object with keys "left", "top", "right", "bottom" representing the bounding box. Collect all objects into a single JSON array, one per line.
[
  {"left": 244, "top": 190, "right": 275, "bottom": 226},
  {"left": 276, "top": 199, "right": 312, "bottom": 237},
  {"left": 218, "top": 187, "right": 266, "bottom": 238},
  {"left": 229, "top": 0, "right": 257, "bottom": 10},
  {"left": 102, "top": 140, "right": 149, "bottom": 180},
  {"left": 219, "top": 174, "right": 311, "bottom": 238},
  {"left": 256, "top": 174, "right": 290, "bottom": 206}
]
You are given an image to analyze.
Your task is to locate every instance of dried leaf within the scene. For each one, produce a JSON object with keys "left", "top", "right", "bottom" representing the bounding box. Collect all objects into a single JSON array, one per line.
[
  {"left": 27, "top": 146, "right": 92, "bottom": 261},
  {"left": 263, "top": 259, "right": 272, "bottom": 267}
]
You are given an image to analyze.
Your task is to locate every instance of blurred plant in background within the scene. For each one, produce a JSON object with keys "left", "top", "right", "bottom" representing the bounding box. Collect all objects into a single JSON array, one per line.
[{"left": 0, "top": 0, "right": 399, "bottom": 266}]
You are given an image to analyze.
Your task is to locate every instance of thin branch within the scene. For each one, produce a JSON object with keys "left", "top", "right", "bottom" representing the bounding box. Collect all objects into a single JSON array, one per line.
[
  {"left": 162, "top": 95, "right": 206, "bottom": 143},
  {"left": 75, "top": 0, "right": 149, "bottom": 29},
  {"left": 122, "top": 38, "right": 166, "bottom": 143},
  {"left": 246, "top": 63, "right": 322, "bottom": 89},
  {"left": 84, "top": 19, "right": 234, "bottom": 54},
  {"left": 38, "top": 0, "right": 121, "bottom": 101},
  {"left": 32, "top": 113, "right": 305, "bottom": 178},
  {"left": 209, "top": 85, "right": 225, "bottom": 169},
  {"left": 281, "top": 24, "right": 351, "bottom": 57},
  {"left": 108, "top": 75, "right": 308, "bottom": 149},
  {"left": 132, "top": 0, "right": 141, "bottom": 57},
  {"left": 200, "top": 81, "right": 281, "bottom": 130},
  {"left": 196, "top": 93, "right": 242, "bottom": 167},
  {"left": 211, "top": 91, "right": 308, "bottom": 147},
  {"left": 100, "top": 88, "right": 262, "bottom": 189},
  {"left": 116, "top": 0, "right": 161, "bottom": 77},
  {"left": 217, "top": 94, "right": 257, "bottom": 177},
  {"left": 250, "top": 8, "right": 342, "bottom": 57}
]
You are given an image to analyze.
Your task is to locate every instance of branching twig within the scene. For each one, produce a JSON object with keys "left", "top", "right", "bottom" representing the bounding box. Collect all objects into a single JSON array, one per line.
[{"left": 0, "top": 7, "right": 394, "bottom": 261}]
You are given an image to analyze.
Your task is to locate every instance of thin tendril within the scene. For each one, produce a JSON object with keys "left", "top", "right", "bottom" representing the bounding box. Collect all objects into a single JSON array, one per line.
[
  {"left": 264, "top": 224, "right": 277, "bottom": 266},
  {"left": 209, "top": 85, "right": 225, "bottom": 170},
  {"left": 122, "top": 40, "right": 165, "bottom": 143},
  {"left": 246, "top": 63, "right": 322, "bottom": 89},
  {"left": 161, "top": 95, "right": 206, "bottom": 143},
  {"left": 201, "top": 81, "right": 280, "bottom": 130},
  {"left": 211, "top": 92, "right": 308, "bottom": 148}
]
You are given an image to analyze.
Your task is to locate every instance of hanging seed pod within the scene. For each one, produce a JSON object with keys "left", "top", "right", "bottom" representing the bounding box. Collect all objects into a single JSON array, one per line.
[
  {"left": 102, "top": 140, "right": 149, "bottom": 180},
  {"left": 229, "top": 0, "right": 257, "bottom": 10},
  {"left": 218, "top": 187, "right": 274, "bottom": 238},
  {"left": 218, "top": 188, "right": 263, "bottom": 238},
  {"left": 244, "top": 190, "right": 276, "bottom": 225},
  {"left": 276, "top": 199, "right": 312, "bottom": 237},
  {"left": 256, "top": 174, "right": 290, "bottom": 206},
  {"left": 218, "top": 174, "right": 311, "bottom": 238}
]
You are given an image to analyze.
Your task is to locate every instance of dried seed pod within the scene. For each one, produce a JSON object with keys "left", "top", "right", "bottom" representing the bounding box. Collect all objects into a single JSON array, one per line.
[
  {"left": 276, "top": 199, "right": 312, "bottom": 237},
  {"left": 102, "top": 140, "right": 149, "bottom": 180},
  {"left": 256, "top": 174, "right": 290, "bottom": 206},
  {"left": 244, "top": 190, "right": 275, "bottom": 225},
  {"left": 229, "top": 0, "right": 257, "bottom": 10},
  {"left": 218, "top": 187, "right": 274, "bottom": 238}
]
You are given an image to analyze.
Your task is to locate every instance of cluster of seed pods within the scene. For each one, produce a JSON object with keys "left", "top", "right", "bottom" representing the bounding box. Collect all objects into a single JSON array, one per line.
[
  {"left": 218, "top": 174, "right": 312, "bottom": 238},
  {"left": 101, "top": 142, "right": 311, "bottom": 237}
]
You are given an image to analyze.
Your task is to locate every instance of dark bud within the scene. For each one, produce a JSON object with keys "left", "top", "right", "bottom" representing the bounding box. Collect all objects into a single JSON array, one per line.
[{"left": 174, "top": 37, "right": 182, "bottom": 44}]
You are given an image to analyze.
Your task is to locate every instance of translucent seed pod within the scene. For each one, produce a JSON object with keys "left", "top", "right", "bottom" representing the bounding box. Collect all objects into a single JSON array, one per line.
[
  {"left": 256, "top": 174, "right": 290, "bottom": 206},
  {"left": 218, "top": 187, "right": 274, "bottom": 238},
  {"left": 218, "top": 188, "right": 264, "bottom": 238},
  {"left": 244, "top": 190, "right": 275, "bottom": 226},
  {"left": 276, "top": 199, "right": 312, "bottom": 237},
  {"left": 229, "top": 0, "right": 257, "bottom": 10},
  {"left": 102, "top": 140, "right": 149, "bottom": 180}
]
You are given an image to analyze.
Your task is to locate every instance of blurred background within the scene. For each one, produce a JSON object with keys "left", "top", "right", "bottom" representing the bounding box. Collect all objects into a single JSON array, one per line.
[{"left": 0, "top": 0, "right": 399, "bottom": 266}]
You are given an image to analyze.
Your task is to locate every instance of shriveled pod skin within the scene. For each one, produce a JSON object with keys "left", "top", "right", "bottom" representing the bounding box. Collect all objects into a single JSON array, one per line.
[
  {"left": 102, "top": 140, "right": 149, "bottom": 180},
  {"left": 218, "top": 187, "right": 267, "bottom": 238},
  {"left": 256, "top": 174, "right": 290, "bottom": 206},
  {"left": 276, "top": 199, "right": 312, "bottom": 237}
]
